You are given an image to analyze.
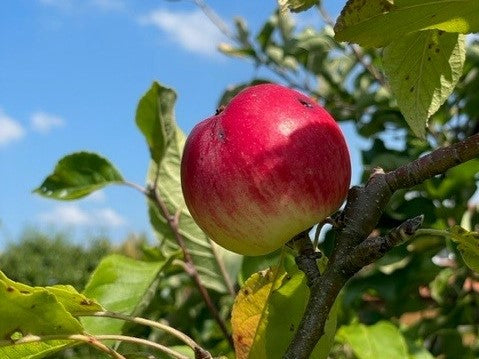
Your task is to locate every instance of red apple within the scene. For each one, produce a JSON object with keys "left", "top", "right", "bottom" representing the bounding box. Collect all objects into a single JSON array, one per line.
[{"left": 181, "top": 83, "right": 351, "bottom": 256}]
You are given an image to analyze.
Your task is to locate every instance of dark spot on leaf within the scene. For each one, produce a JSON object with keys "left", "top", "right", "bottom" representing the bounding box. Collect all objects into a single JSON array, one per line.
[
  {"left": 243, "top": 288, "right": 250, "bottom": 295},
  {"left": 405, "top": 75, "right": 410, "bottom": 80},
  {"left": 410, "top": 86, "right": 415, "bottom": 92},
  {"left": 285, "top": 274, "right": 291, "bottom": 280},
  {"left": 20, "top": 290, "right": 30, "bottom": 294},
  {"left": 428, "top": 43, "right": 433, "bottom": 49},
  {"left": 428, "top": 57, "right": 431, "bottom": 61},
  {"left": 30, "top": 304, "right": 36, "bottom": 309},
  {"left": 80, "top": 299, "right": 92, "bottom": 306},
  {"left": 438, "top": 30, "right": 444, "bottom": 36},
  {"left": 435, "top": 48, "right": 440, "bottom": 53},
  {"left": 431, "top": 14, "right": 436, "bottom": 18},
  {"left": 6, "top": 286, "right": 14, "bottom": 292},
  {"left": 298, "top": 98, "right": 313, "bottom": 108}
]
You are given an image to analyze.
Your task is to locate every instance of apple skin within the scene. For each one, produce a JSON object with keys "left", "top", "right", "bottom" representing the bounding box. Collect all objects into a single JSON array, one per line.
[{"left": 181, "top": 83, "right": 351, "bottom": 256}]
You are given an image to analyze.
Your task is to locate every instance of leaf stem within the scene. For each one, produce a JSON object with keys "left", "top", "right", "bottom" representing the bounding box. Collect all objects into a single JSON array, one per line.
[
  {"left": 83, "top": 311, "right": 201, "bottom": 350},
  {"left": 0, "top": 334, "right": 126, "bottom": 359}
]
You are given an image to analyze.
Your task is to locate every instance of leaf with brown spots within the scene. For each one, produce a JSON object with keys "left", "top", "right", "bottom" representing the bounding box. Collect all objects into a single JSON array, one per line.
[
  {"left": 231, "top": 267, "right": 284, "bottom": 359},
  {"left": 231, "top": 265, "right": 338, "bottom": 358},
  {"left": 383, "top": 30, "right": 465, "bottom": 138},
  {"left": 0, "top": 271, "right": 83, "bottom": 339}
]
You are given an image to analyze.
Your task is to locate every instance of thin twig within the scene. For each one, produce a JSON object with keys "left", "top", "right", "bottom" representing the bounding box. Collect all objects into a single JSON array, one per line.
[
  {"left": 0, "top": 334, "right": 126, "bottom": 359},
  {"left": 82, "top": 311, "right": 202, "bottom": 351},
  {"left": 122, "top": 180, "right": 148, "bottom": 195},
  {"left": 147, "top": 165, "right": 233, "bottom": 348},
  {"left": 94, "top": 335, "right": 189, "bottom": 359}
]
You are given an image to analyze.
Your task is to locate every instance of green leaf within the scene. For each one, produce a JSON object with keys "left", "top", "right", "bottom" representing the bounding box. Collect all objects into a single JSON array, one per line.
[
  {"left": 232, "top": 266, "right": 337, "bottom": 359},
  {"left": 336, "top": 321, "right": 409, "bottom": 359},
  {"left": 0, "top": 273, "right": 83, "bottom": 338},
  {"left": 278, "top": 0, "right": 317, "bottom": 13},
  {"left": 34, "top": 152, "right": 124, "bottom": 200},
  {"left": 334, "top": 0, "right": 479, "bottom": 48},
  {"left": 136, "top": 82, "right": 177, "bottom": 164},
  {"left": 251, "top": 272, "right": 338, "bottom": 359},
  {"left": 218, "top": 43, "right": 256, "bottom": 58},
  {"left": 424, "top": 159, "right": 479, "bottom": 199},
  {"left": 449, "top": 226, "right": 479, "bottom": 272},
  {"left": 81, "top": 254, "right": 172, "bottom": 335},
  {"left": 256, "top": 14, "right": 277, "bottom": 50},
  {"left": 0, "top": 272, "right": 103, "bottom": 316},
  {"left": 147, "top": 128, "right": 242, "bottom": 294},
  {"left": 383, "top": 31, "right": 465, "bottom": 137},
  {"left": 0, "top": 340, "right": 78, "bottom": 359},
  {"left": 45, "top": 285, "right": 103, "bottom": 316}
]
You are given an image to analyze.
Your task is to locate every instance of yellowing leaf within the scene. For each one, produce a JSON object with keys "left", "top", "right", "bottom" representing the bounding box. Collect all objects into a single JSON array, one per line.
[
  {"left": 0, "top": 274, "right": 83, "bottom": 338},
  {"left": 335, "top": 0, "right": 479, "bottom": 48},
  {"left": 383, "top": 31, "right": 465, "bottom": 137},
  {"left": 449, "top": 226, "right": 479, "bottom": 272},
  {"left": 232, "top": 265, "right": 338, "bottom": 359},
  {"left": 231, "top": 268, "right": 284, "bottom": 359}
]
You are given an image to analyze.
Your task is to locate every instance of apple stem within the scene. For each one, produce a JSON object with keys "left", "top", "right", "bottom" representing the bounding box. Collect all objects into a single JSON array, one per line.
[{"left": 284, "top": 132, "right": 479, "bottom": 359}]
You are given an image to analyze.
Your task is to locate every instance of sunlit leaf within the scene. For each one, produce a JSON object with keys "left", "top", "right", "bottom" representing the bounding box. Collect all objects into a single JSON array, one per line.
[
  {"left": 136, "top": 81, "right": 177, "bottom": 164},
  {"left": 383, "top": 31, "right": 465, "bottom": 137},
  {"left": 0, "top": 340, "right": 78, "bottom": 359},
  {"left": 0, "top": 273, "right": 83, "bottom": 338},
  {"left": 449, "top": 226, "right": 479, "bottom": 272},
  {"left": 335, "top": 0, "right": 479, "bottom": 48},
  {"left": 336, "top": 321, "right": 409, "bottom": 359},
  {"left": 251, "top": 272, "right": 338, "bottom": 359},
  {"left": 231, "top": 267, "right": 284, "bottom": 359},
  {"left": 34, "top": 152, "right": 123, "bottom": 200},
  {"left": 81, "top": 254, "right": 172, "bottom": 334},
  {"left": 232, "top": 265, "right": 337, "bottom": 359},
  {"left": 278, "top": 0, "right": 317, "bottom": 13}
]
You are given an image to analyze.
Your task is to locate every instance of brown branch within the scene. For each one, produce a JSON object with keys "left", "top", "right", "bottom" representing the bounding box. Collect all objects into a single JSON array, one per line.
[
  {"left": 147, "top": 186, "right": 233, "bottom": 349},
  {"left": 284, "top": 132, "right": 479, "bottom": 358}
]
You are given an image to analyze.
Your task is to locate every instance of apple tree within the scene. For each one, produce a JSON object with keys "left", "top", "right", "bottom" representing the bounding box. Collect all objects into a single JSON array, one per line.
[{"left": 1, "top": 1, "right": 479, "bottom": 358}]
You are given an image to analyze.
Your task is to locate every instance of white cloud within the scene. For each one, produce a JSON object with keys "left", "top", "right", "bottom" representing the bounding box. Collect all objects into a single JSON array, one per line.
[
  {"left": 0, "top": 109, "right": 25, "bottom": 147},
  {"left": 96, "top": 208, "right": 126, "bottom": 227},
  {"left": 39, "top": 204, "right": 91, "bottom": 226},
  {"left": 84, "top": 190, "right": 106, "bottom": 203},
  {"left": 139, "top": 9, "right": 227, "bottom": 58},
  {"left": 38, "top": 204, "right": 126, "bottom": 228},
  {"left": 30, "top": 111, "right": 65, "bottom": 134}
]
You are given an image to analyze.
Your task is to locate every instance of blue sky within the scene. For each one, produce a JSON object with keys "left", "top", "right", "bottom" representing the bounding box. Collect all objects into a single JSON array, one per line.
[{"left": 0, "top": 0, "right": 359, "bottom": 246}]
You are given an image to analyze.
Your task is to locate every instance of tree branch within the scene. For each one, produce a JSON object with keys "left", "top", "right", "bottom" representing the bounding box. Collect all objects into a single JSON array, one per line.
[{"left": 284, "top": 132, "right": 479, "bottom": 359}]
